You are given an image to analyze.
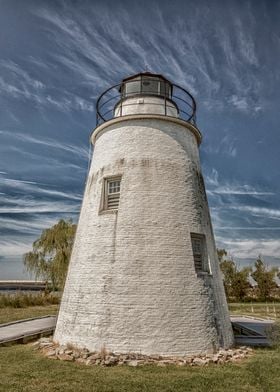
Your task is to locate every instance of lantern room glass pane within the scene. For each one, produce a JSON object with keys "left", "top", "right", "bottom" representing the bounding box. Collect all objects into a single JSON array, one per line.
[
  {"left": 141, "top": 77, "right": 159, "bottom": 95},
  {"left": 160, "top": 80, "right": 171, "bottom": 97},
  {"left": 122, "top": 76, "right": 172, "bottom": 99},
  {"left": 124, "top": 79, "right": 141, "bottom": 96}
]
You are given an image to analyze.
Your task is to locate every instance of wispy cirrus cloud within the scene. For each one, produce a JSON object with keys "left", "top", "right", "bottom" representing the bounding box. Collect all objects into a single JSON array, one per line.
[
  {"left": 0, "top": 60, "right": 47, "bottom": 105},
  {"left": 228, "top": 95, "right": 249, "bottom": 112},
  {"left": 203, "top": 132, "right": 237, "bottom": 157},
  {"left": 0, "top": 198, "right": 79, "bottom": 214},
  {"left": 217, "top": 227, "right": 280, "bottom": 231},
  {"left": 33, "top": 7, "right": 135, "bottom": 84},
  {"left": 0, "top": 215, "right": 66, "bottom": 236},
  {"left": 0, "top": 0, "right": 279, "bottom": 278},
  {"left": 1, "top": 177, "right": 82, "bottom": 201},
  {"left": 216, "top": 238, "right": 280, "bottom": 260},
  {"left": 31, "top": 1, "right": 268, "bottom": 115},
  {"left": 228, "top": 206, "right": 280, "bottom": 220},
  {"left": 235, "top": 18, "right": 259, "bottom": 67},
  {"left": 0, "top": 60, "right": 95, "bottom": 113},
  {"left": 205, "top": 166, "right": 280, "bottom": 261},
  {"left": 0, "top": 130, "right": 89, "bottom": 159},
  {"left": 205, "top": 168, "right": 274, "bottom": 197},
  {"left": 0, "top": 239, "right": 32, "bottom": 257},
  {"left": 208, "top": 185, "right": 274, "bottom": 196},
  {"left": 0, "top": 75, "right": 94, "bottom": 113},
  {"left": 0, "top": 60, "right": 45, "bottom": 91}
]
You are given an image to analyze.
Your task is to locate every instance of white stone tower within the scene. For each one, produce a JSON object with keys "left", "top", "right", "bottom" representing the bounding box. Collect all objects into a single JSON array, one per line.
[{"left": 54, "top": 72, "right": 234, "bottom": 356}]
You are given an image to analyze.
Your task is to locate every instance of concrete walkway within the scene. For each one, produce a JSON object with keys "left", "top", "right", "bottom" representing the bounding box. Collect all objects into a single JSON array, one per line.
[
  {"left": 0, "top": 316, "right": 56, "bottom": 346},
  {"left": 231, "top": 316, "right": 275, "bottom": 347}
]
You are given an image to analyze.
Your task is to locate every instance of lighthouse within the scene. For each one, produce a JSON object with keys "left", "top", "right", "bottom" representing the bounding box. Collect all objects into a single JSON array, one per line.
[{"left": 54, "top": 72, "right": 234, "bottom": 356}]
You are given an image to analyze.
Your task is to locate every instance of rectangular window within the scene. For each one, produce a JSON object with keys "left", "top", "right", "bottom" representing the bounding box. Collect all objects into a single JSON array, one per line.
[
  {"left": 103, "top": 177, "right": 121, "bottom": 210},
  {"left": 159, "top": 80, "right": 171, "bottom": 97},
  {"left": 141, "top": 77, "right": 159, "bottom": 95},
  {"left": 124, "top": 79, "right": 141, "bottom": 96},
  {"left": 191, "top": 233, "right": 208, "bottom": 273}
]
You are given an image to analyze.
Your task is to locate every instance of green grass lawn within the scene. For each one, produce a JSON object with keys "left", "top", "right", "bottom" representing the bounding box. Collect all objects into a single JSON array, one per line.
[
  {"left": 0, "top": 305, "right": 59, "bottom": 324},
  {"left": 1, "top": 304, "right": 280, "bottom": 391},
  {"left": 0, "top": 344, "right": 280, "bottom": 392}
]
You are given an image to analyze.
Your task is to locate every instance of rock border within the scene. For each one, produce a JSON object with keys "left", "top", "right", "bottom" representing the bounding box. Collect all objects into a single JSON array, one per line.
[{"left": 33, "top": 337, "right": 253, "bottom": 367}]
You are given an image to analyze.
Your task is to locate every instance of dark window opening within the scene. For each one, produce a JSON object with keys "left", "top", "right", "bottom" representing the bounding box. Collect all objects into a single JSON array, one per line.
[{"left": 191, "top": 233, "right": 209, "bottom": 273}]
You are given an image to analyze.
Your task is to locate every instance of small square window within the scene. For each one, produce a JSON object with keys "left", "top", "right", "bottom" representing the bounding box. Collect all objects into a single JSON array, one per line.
[
  {"left": 190, "top": 233, "right": 209, "bottom": 273},
  {"left": 102, "top": 177, "right": 121, "bottom": 211},
  {"left": 108, "top": 181, "right": 120, "bottom": 194}
]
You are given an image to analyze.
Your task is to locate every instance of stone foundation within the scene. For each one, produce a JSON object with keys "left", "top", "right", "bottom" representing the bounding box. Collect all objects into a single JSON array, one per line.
[{"left": 35, "top": 337, "right": 252, "bottom": 367}]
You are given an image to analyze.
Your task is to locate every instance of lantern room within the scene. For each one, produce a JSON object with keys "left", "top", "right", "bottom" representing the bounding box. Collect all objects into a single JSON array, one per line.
[
  {"left": 120, "top": 72, "right": 172, "bottom": 99},
  {"left": 96, "top": 72, "right": 197, "bottom": 126}
]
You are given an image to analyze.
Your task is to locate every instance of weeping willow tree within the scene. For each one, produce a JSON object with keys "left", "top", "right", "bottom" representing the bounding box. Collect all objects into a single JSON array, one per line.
[{"left": 23, "top": 219, "right": 76, "bottom": 290}]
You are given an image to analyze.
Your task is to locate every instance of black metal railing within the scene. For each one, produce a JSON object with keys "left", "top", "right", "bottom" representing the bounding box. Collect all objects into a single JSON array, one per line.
[{"left": 96, "top": 79, "right": 197, "bottom": 126}]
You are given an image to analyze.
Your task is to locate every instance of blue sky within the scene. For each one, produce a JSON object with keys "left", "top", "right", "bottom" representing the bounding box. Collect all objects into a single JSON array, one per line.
[{"left": 0, "top": 0, "right": 279, "bottom": 279}]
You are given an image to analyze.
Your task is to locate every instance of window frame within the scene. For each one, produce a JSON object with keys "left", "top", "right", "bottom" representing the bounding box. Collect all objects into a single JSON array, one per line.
[
  {"left": 100, "top": 176, "right": 122, "bottom": 212},
  {"left": 190, "top": 233, "right": 209, "bottom": 274}
]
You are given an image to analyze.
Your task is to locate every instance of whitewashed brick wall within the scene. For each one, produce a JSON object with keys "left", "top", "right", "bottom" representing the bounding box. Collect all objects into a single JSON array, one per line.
[{"left": 54, "top": 116, "right": 234, "bottom": 356}]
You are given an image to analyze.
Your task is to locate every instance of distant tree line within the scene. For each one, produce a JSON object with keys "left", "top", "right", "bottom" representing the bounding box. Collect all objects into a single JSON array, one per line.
[{"left": 218, "top": 249, "right": 280, "bottom": 302}]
